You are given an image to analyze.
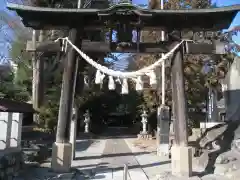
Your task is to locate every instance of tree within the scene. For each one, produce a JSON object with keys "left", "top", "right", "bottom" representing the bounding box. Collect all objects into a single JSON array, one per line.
[
  {"left": 129, "top": 0, "right": 236, "bottom": 127},
  {"left": 0, "top": 29, "right": 31, "bottom": 101}
]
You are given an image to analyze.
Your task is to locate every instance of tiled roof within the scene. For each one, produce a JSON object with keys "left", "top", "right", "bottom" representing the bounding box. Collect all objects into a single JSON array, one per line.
[{"left": 0, "top": 98, "right": 35, "bottom": 113}]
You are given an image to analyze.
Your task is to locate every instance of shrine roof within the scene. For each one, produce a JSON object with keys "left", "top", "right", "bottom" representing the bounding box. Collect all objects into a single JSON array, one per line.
[
  {"left": 7, "top": 3, "right": 240, "bottom": 30},
  {"left": 0, "top": 98, "right": 35, "bottom": 113}
]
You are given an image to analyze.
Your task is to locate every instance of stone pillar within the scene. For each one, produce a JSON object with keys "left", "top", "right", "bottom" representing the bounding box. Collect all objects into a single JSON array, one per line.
[
  {"left": 157, "top": 105, "right": 170, "bottom": 156},
  {"left": 70, "top": 106, "right": 77, "bottom": 160},
  {"left": 84, "top": 110, "right": 90, "bottom": 133},
  {"left": 171, "top": 146, "right": 192, "bottom": 177},
  {"left": 141, "top": 110, "right": 148, "bottom": 134}
]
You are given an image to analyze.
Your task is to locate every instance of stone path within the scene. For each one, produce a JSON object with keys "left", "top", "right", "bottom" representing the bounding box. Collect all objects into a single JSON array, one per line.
[
  {"left": 71, "top": 138, "right": 107, "bottom": 177},
  {"left": 125, "top": 138, "right": 171, "bottom": 180},
  {"left": 72, "top": 137, "right": 148, "bottom": 180},
  {"left": 94, "top": 138, "right": 148, "bottom": 180}
]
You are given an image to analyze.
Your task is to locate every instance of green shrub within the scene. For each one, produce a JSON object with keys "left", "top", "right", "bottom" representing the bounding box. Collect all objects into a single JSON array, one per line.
[{"left": 38, "top": 101, "right": 59, "bottom": 132}]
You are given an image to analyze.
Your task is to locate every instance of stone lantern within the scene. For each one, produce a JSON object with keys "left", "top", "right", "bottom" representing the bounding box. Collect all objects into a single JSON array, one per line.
[
  {"left": 84, "top": 110, "right": 90, "bottom": 133},
  {"left": 72, "top": 107, "right": 77, "bottom": 120},
  {"left": 141, "top": 110, "right": 148, "bottom": 134}
]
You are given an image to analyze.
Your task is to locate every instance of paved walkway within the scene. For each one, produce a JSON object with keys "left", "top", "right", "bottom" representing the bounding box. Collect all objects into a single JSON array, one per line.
[
  {"left": 96, "top": 138, "right": 148, "bottom": 180},
  {"left": 71, "top": 139, "right": 106, "bottom": 176},
  {"left": 125, "top": 138, "right": 171, "bottom": 180},
  {"left": 72, "top": 137, "right": 149, "bottom": 180},
  {"left": 71, "top": 132, "right": 176, "bottom": 180}
]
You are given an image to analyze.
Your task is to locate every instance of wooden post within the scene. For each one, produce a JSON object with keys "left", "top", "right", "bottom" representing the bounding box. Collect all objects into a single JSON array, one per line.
[
  {"left": 70, "top": 103, "right": 78, "bottom": 160},
  {"left": 35, "top": 30, "right": 45, "bottom": 108},
  {"left": 32, "top": 30, "right": 37, "bottom": 123},
  {"left": 52, "top": 28, "right": 81, "bottom": 172},
  {"left": 32, "top": 30, "right": 44, "bottom": 123},
  {"left": 69, "top": 56, "right": 79, "bottom": 160},
  {"left": 171, "top": 43, "right": 192, "bottom": 177},
  {"left": 69, "top": 0, "right": 82, "bottom": 161},
  {"left": 55, "top": 28, "right": 80, "bottom": 143},
  {"left": 171, "top": 46, "right": 188, "bottom": 146}
]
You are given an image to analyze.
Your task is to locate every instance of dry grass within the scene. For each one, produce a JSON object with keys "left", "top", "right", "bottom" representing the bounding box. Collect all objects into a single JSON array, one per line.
[{"left": 132, "top": 139, "right": 157, "bottom": 152}]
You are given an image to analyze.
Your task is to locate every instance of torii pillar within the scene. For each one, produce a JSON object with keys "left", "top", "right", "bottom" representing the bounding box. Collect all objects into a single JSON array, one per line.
[
  {"left": 51, "top": 29, "right": 81, "bottom": 172},
  {"left": 170, "top": 42, "right": 192, "bottom": 177}
]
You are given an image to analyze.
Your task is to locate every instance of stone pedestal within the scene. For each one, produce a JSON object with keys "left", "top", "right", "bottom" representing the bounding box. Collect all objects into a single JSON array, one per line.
[
  {"left": 171, "top": 146, "right": 193, "bottom": 177},
  {"left": 51, "top": 142, "right": 72, "bottom": 173},
  {"left": 157, "top": 105, "right": 170, "bottom": 156},
  {"left": 137, "top": 132, "right": 152, "bottom": 139},
  {"left": 157, "top": 144, "right": 169, "bottom": 156}
]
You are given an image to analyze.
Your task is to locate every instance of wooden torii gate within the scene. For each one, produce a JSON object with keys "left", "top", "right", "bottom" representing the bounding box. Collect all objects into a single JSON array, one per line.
[{"left": 7, "top": 2, "right": 240, "bottom": 177}]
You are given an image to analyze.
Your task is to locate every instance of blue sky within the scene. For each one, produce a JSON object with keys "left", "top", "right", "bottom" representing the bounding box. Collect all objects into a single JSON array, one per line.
[{"left": 0, "top": 0, "right": 239, "bottom": 63}]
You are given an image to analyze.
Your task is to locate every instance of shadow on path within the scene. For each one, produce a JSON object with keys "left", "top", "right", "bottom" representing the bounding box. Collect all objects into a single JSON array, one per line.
[
  {"left": 74, "top": 160, "right": 170, "bottom": 173},
  {"left": 74, "top": 151, "right": 153, "bottom": 160},
  {"left": 75, "top": 139, "right": 99, "bottom": 152}
]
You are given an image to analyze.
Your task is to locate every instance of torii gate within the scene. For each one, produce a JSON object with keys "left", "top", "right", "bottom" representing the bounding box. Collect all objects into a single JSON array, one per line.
[{"left": 7, "top": 2, "right": 240, "bottom": 177}]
